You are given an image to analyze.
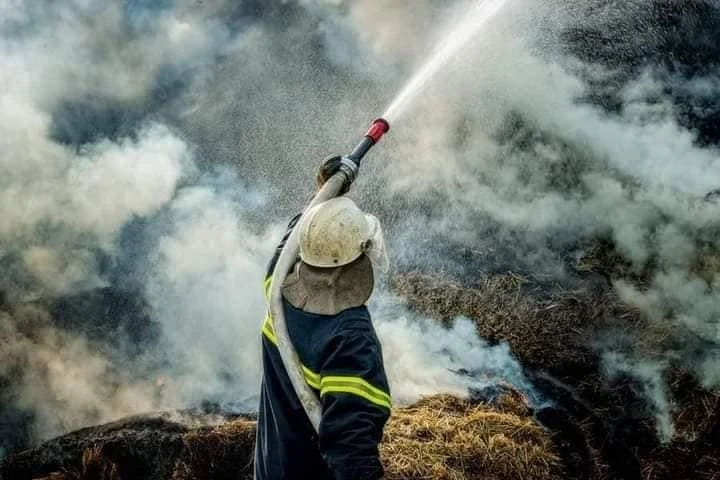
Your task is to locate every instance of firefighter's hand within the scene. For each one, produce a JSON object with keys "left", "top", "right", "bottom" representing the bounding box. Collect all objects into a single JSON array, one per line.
[{"left": 316, "top": 155, "right": 350, "bottom": 195}]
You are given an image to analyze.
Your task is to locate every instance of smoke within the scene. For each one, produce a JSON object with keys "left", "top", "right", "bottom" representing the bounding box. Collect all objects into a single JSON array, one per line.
[
  {"left": 603, "top": 352, "right": 675, "bottom": 443},
  {"left": 2, "top": 0, "right": 720, "bottom": 452},
  {"left": 144, "top": 181, "right": 278, "bottom": 407},
  {"left": 0, "top": 0, "right": 235, "bottom": 451},
  {"left": 0, "top": 304, "right": 159, "bottom": 443},
  {"left": 371, "top": 292, "right": 537, "bottom": 405}
]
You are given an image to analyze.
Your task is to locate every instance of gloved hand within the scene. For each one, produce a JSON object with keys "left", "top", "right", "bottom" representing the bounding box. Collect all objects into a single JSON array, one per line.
[{"left": 316, "top": 155, "right": 351, "bottom": 195}]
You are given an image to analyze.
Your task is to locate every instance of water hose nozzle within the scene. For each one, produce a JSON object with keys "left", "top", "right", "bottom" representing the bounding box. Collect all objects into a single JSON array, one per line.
[
  {"left": 366, "top": 118, "right": 390, "bottom": 143},
  {"left": 346, "top": 118, "right": 391, "bottom": 166}
]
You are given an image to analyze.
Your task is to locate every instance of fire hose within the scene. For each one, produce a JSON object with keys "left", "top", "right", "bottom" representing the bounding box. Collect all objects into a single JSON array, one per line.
[{"left": 268, "top": 118, "right": 390, "bottom": 431}]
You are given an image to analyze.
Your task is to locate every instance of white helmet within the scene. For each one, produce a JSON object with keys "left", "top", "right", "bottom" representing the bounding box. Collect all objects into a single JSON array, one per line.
[{"left": 297, "top": 197, "right": 388, "bottom": 270}]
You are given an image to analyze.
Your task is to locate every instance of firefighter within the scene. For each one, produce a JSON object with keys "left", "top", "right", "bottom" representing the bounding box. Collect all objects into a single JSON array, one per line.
[{"left": 254, "top": 158, "right": 391, "bottom": 480}]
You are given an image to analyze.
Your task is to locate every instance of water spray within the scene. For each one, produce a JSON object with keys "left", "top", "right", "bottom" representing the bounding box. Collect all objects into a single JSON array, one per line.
[
  {"left": 383, "top": 0, "right": 508, "bottom": 121},
  {"left": 268, "top": 118, "right": 391, "bottom": 432}
]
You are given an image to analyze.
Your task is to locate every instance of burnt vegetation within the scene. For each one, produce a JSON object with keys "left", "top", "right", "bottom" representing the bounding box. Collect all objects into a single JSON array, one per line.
[
  {"left": 2, "top": 395, "right": 561, "bottom": 480},
  {"left": 2, "top": 243, "right": 718, "bottom": 480},
  {"left": 392, "top": 240, "right": 720, "bottom": 480}
]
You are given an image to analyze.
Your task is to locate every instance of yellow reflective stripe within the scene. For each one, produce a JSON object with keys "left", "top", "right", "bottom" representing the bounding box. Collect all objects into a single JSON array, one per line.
[
  {"left": 321, "top": 385, "right": 391, "bottom": 409},
  {"left": 263, "top": 277, "right": 273, "bottom": 300},
  {"left": 320, "top": 376, "right": 391, "bottom": 409},
  {"left": 321, "top": 376, "right": 391, "bottom": 404},
  {"left": 261, "top": 315, "right": 321, "bottom": 391},
  {"left": 262, "top": 276, "right": 275, "bottom": 342},
  {"left": 302, "top": 365, "right": 321, "bottom": 390},
  {"left": 262, "top": 314, "right": 277, "bottom": 345}
]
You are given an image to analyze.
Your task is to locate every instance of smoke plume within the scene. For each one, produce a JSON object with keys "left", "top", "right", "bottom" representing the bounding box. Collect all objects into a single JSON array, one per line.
[{"left": 2, "top": 0, "right": 720, "bottom": 452}]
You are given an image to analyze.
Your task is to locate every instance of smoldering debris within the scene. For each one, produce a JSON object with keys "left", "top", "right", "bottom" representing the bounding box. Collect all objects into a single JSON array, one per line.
[
  {"left": 1, "top": 394, "right": 561, "bottom": 480},
  {"left": 395, "top": 270, "right": 720, "bottom": 480}
]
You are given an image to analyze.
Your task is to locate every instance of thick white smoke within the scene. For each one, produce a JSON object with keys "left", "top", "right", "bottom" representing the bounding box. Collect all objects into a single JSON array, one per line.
[
  {"left": 144, "top": 183, "right": 278, "bottom": 407},
  {"left": 3, "top": 0, "right": 719, "bottom": 449},
  {"left": 0, "top": 0, "right": 228, "bottom": 446},
  {"left": 372, "top": 293, "right": 537, "bottom": 404},
  {"left": 0, "top": 304, "right": 160, "bottom": 443}
]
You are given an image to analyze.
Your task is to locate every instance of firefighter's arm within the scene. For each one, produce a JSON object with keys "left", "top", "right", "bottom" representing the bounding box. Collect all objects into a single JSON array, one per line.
[{"left": 318, "top": 321, "right": 391, "bottom": 480}]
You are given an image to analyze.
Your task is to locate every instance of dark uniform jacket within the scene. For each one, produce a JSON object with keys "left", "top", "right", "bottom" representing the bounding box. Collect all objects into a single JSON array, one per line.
[{"left": 255, "top": 216, "right": 391, "bottom": 480}]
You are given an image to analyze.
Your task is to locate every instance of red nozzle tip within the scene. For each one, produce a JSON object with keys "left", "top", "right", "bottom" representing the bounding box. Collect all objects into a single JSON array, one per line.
[{"left": 366, "top": 118, "right": 390, "bottom": 143}]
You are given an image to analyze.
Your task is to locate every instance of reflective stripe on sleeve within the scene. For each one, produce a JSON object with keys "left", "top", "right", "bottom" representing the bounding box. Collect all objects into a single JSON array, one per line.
[
  {"left": 261, "top": 315, "right": 322, "bottom": 391},
  {"left": 320, "top": 376, "right": 391, "bottom": 409}
]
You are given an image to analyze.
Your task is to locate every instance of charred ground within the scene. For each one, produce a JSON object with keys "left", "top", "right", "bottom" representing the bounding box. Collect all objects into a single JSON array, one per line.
[{"left": 2, "top": 395, "right": 561, "bottom": 480}]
